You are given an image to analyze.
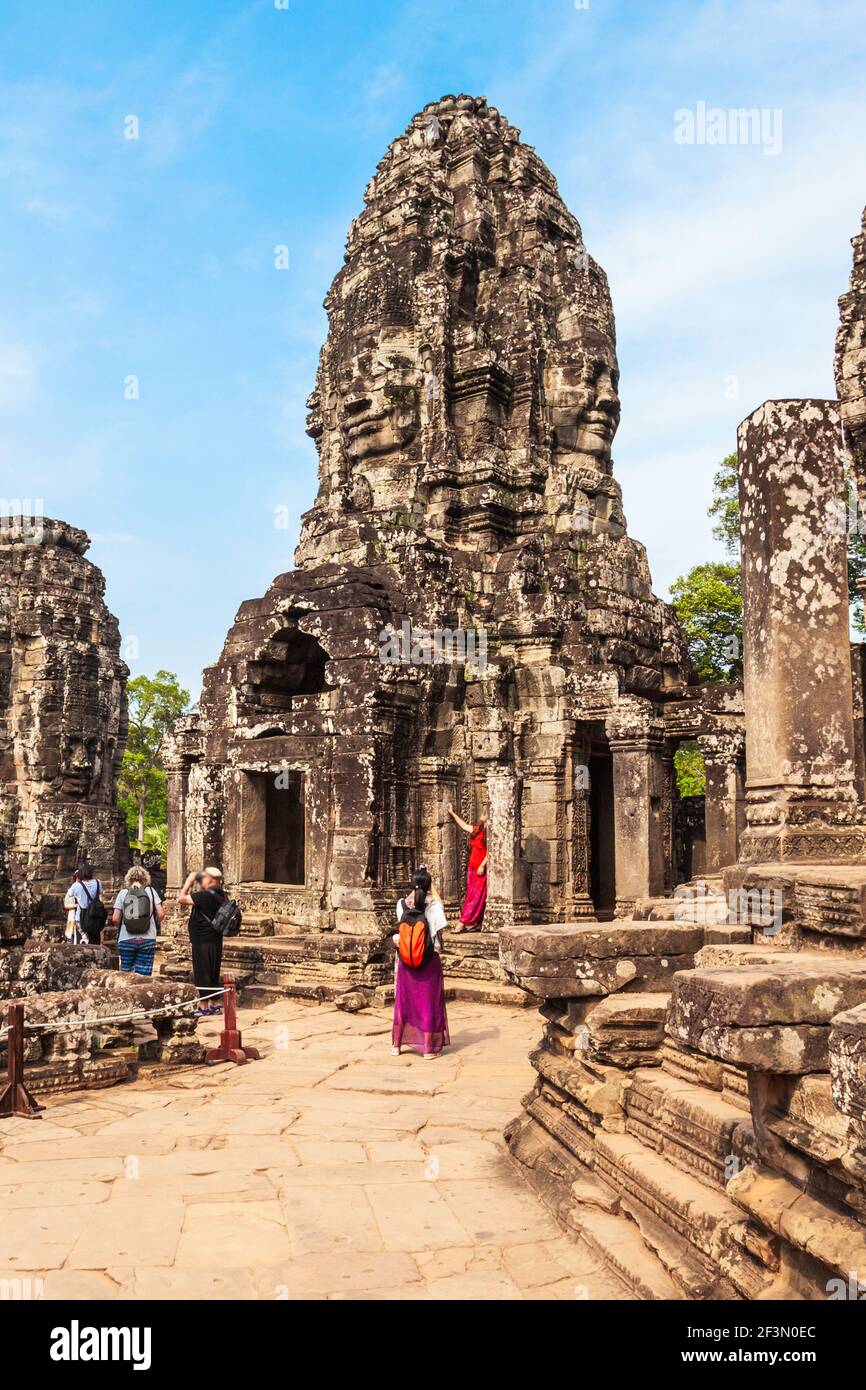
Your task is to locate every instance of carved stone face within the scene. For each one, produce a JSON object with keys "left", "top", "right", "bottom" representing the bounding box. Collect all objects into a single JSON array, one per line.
[
  {"left": 335, "top": 330, "right": 421, "bottom": 466},
  {"left": 547, "top": 353, "right": 621, "bottom": 470}
]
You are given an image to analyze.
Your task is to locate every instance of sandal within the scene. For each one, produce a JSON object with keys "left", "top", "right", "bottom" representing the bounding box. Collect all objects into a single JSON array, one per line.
[{"left": 389, "top": 1045, "right": 401, "bottom": 1056}]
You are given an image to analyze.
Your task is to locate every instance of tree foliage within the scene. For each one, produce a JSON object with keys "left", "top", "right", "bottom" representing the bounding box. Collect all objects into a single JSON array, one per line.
[
  {"left": 670, "top": 562, "right": 743, "bottom": 683},
  {"left": 118, "top": 671, "right": 189, "bottom": 851},
  {"left": 708, "top": 453, "right": 740, "bottom": 559},
  {"left": 672, "top": 451, "right": 866, "bottom": 685},
  {"left": 674, "top": 742, "right": 706, "bottom": 798}
]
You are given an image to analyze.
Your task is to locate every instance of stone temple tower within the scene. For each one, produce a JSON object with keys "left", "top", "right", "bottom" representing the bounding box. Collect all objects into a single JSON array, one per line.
[
  {"left": 0, "top": 518, "right": 129, "bottom": 939},
  {"left": 166, "top": 95, "right": 693, "bottom": 998}
]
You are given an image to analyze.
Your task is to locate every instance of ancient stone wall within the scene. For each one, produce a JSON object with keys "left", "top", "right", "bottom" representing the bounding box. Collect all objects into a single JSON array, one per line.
[
  {"left": 504, "top": 207, "right": 866, "bottom": 1299},
  {"left": 0, "top": 519, "right": 129, "bottom": 938}
]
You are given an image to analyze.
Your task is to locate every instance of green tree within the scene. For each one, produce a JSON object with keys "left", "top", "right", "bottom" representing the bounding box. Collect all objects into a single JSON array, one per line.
[
  {"left": 118, "top": 671, "right": 189, "bottom": 850},
  {"left": 708, "top": 452, "right": 740, "bottom": 559},
  {"left": 846, "top": 474, "right": 866, "bottom": 634},
  {"left": 707, "top": 449, "right": 866, "bottom": 627},
  {"left": 670, "top": 562, "right": 742, "bottom": 683},
  {"left": 674, "top": 742, "right": 706, "bottom": 798}
]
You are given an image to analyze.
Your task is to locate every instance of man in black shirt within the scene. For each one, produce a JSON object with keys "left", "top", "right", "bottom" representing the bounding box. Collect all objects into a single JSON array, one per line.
[{"left": 178, "top": 867, "right": 227, "bottom": 1015}]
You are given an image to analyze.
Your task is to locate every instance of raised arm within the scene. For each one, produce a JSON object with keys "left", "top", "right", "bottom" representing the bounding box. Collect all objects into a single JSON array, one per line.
[
  {"left": 446, "top": 802, "right": 474, "bottom": 835},
  {"left": 177, "top": 871, "right": 197, "bottom": 907}
]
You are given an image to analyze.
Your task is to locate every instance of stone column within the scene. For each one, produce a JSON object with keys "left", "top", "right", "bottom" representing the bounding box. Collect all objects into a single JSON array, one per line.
[
  {"left": 607, "top": 708, "right": 666, "bottom": 915},
  {"left": 570, "top": 742, "right": 595, "bottom": 918},
  {"left": 737, "top": 399, "right": 863, "bottom": 861},
  {"left": 660, "top": 745, "right": 676, "bottom": 893},
  {"left": 486, "top": 768, "right": 530, "bottom": 931},
  {"left": 697, "top": 731, "right": 746, "bottom": 874},
  {"left": 417, "top": 758, "right": 462, "bottom": 906},
  {"left": 165, "top": 766, "right": 189, "bottom": 895},
  {"left": 521, "top": 755, "right": 562, "bottom": 917},
  {"left": 328, "top": 738, "right": 379, "bottom": 933}
]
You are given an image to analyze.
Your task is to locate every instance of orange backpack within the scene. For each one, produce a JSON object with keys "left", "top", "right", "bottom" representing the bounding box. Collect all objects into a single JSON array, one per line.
[{"left": 398, "top": 907, "right": 432, "bottom": 969}]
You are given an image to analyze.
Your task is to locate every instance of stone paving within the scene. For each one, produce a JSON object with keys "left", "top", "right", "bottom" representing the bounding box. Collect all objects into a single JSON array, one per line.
[{"left": 0, "top": 999, "right": 627, "bottom": 1300}]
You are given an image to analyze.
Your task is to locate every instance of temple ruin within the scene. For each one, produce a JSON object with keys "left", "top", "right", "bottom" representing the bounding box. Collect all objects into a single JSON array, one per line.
[
  {"left": 0, "top": 518, "right": 129, "bottom": 940},
  {"left": 504, "top": 207, "right": 866, "bottom": 1299},
  {"left": 166, "top": 94, "right": 742, "bottom": 1002},
  {"left": 160, "top": 97, "right": 866, "bottom": 1301},
  {"left": 0, "top": 520, "right": 206, "bottom": 1096}
]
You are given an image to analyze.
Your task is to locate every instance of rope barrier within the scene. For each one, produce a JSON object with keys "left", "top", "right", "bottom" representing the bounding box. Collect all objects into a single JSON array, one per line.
[
  {"left": 0, "top": 975, "right": 259, "bottom": 1119},
  {"left": 0, "top": 987, "right": 229, "bottom": 1038}
]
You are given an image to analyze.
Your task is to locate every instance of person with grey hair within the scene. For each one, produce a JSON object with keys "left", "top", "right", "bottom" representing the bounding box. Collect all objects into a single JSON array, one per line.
[{"left": 112, "top": 865, "right": 164, "bottom": 976}]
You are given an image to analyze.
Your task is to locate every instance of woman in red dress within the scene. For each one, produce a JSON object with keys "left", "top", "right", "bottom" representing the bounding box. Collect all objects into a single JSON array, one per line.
[{"left": 447, "top": 803, "right": 488, "bottom": 930}]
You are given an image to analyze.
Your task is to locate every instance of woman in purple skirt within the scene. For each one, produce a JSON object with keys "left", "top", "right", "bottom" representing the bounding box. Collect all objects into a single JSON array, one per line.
[{"left": 390, "top": 866, "right": 450, "bottom": 1060}]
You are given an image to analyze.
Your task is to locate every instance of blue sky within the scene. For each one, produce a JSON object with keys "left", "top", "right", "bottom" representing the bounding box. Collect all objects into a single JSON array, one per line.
[{"left": 1, "top": 0, "right": 864, "bottom": 698}]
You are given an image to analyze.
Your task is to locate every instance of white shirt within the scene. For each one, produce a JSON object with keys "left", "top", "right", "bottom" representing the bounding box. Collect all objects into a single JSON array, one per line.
[
  {"left": 68, "top": 879, "right": 102, "bottom": 925},
  {"left": 395, "top": 896, "right": 447, "bottom": 953}
]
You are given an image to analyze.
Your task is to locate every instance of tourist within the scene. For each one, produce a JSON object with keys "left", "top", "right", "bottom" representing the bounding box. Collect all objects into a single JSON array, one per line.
[
  {"left": 446, "top": 803, "right": 488, "bottom": 930},
  {"left": 66, "top": 862, "right": 108, "bottom": 944},
  {"left": 177, "top": 867, "right": 227, "bottom": 1015},
  {"left": 390, "top": 865, "right": 450, "bottom": 1059},
  {"left": 112, "top": 866, "right": 164, "bottom": 976},
  {"left": 63, "top": 884, "right": 82, "bottom": 943}
]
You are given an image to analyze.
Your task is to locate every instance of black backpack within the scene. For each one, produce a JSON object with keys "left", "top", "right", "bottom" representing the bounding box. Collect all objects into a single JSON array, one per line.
[
  {"left": 78, "top": 880, "right": 107, "bottom": 940},
  {"left": 211, "top": 897, "right": 242, "bottom": 938},
  {"left": 122, "top": 884, "right": 154, "bottom": 936}
]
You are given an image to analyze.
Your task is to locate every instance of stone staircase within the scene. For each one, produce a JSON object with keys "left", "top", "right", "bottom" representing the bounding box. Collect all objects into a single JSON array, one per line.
[{"left": 504, "top": 899, "right": 866, "bottom": 1300}]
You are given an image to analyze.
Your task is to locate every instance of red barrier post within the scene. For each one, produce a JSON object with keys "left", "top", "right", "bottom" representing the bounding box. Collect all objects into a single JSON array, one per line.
[
  {"left": 0, "top": 1004, "right": 43, "bottom": 1118},
  {"left": 205, "top": 976, "right": 260, "bottom": 1066}
]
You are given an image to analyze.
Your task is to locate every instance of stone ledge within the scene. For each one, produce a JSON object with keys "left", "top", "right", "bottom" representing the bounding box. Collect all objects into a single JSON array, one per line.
[{"left": 500, "top": 923, "right": 703, "bottom": 999}]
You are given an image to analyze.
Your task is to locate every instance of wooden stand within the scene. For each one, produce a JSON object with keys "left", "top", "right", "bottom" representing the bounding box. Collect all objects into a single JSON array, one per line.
[
  {"left": 205, "top": 977, "right": 260, "bottom": 1066},
  {"left": 0, "top": 1004, "right": 43, "bottom": 1118}
]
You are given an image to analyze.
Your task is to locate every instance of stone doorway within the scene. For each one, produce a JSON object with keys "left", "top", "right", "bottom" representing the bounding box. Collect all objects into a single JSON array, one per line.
[
  {"left": 265, "top": 772, "right": 305, "bottom": 885},
  {"left": 237, "top": 770, "right": 306, "bottom": 886},
  {"left": 588, "top": 752, "right": 616, "bottom": 914}
]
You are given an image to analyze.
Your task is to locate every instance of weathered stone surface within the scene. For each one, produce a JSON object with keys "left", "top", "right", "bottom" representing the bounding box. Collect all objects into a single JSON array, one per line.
[
  {"left": 0, "top": 943, "right": 114, "bottom": 997},
  {"left": 500, "top": 922, "right": 701, "bottom": 997},
  {"left": 0, "top": 520, "right": 128, "bottom": 936},
  {"left": 585, "top": 993, "right": 669, "bottom": 1066},
  {"left": 737, "top": 400, "right": 864, "bottom": 863},
  {"left": 165, "top": 94, "right": 689, "bottom": 1001},
  {"left": 669, "top": 959, "right": 866, "bottom": 1031},
  {"left": 830, "top": 1001, "right": 866, "bottom": 1123},
  {"left": 836, "top": 204, "right": 866, "bottom": 498},
  {"left": 505, "top": 202, "right": 866, "bottom": 1303},
  {"left": 0, "top": 964, "right": 203, "bottom": 1093}
]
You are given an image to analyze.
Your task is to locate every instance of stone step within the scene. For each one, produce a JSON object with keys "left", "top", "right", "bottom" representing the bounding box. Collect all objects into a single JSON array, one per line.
[
  {"left": 446, "top": 979, "right": 535, "bottom": 1007},
  {"left": 239, "top": 981, "right": 325, "bottom": 1007},
  {"left": 566, "top": 1207, "right": 685, "bottom": 1301},
  {"left": 625, "top": 1066, "right": 752, "bottom": 1190},
  {"left": 239, "top": 915, "right": 274, "bottom": 937},
  {"left": 728, "top": 1163, "right": 866, "bottom": 1284},
  {"left": 592, "top": 1128, "right": 772, "bottom": 1298}
]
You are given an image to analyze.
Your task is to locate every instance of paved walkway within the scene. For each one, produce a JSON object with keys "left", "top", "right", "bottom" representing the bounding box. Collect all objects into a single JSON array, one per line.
[{"left": 0, "top": 1000, "right": 626, "bottom": 1300}]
